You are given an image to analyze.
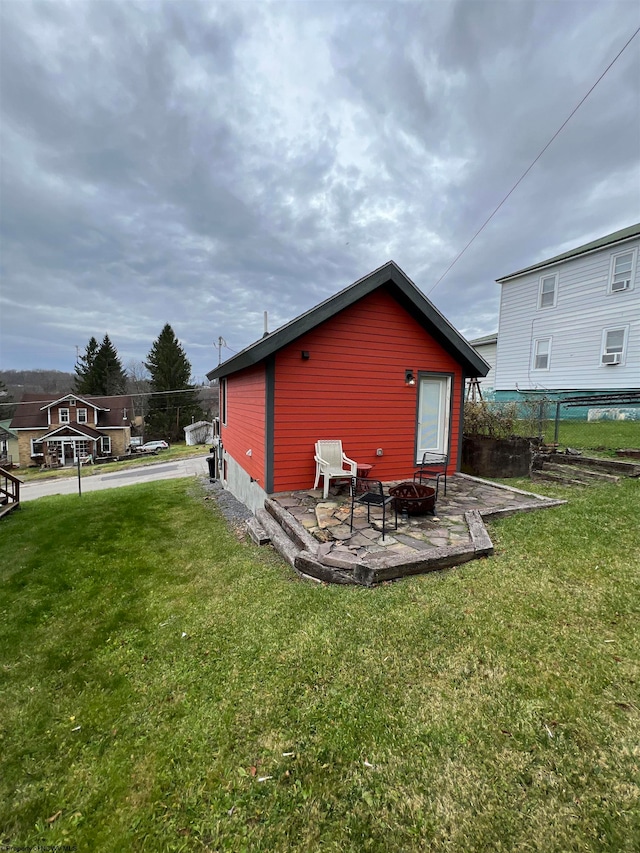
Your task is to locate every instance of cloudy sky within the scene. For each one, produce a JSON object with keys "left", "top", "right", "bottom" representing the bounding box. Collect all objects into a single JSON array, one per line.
[{"left": 1, "top": 1, "right": 639, "bottom": 382}]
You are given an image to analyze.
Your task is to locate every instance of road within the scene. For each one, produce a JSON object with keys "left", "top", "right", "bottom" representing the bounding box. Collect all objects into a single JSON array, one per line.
[{"left": 20, "top": 456, "right": 209, "bottom": 501}]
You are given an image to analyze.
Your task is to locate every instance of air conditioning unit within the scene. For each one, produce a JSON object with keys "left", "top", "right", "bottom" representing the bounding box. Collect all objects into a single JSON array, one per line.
[
  {"left": 602, "top": 352, "right": 622, "bottom": 365},
  {"left": 611, "top": 279, "right": 631, "bottom": 292}
]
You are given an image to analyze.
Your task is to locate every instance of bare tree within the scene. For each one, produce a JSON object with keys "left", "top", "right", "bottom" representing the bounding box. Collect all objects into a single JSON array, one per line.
[{"left": 125, "top": 360, "right": 151, "bottom": 432}]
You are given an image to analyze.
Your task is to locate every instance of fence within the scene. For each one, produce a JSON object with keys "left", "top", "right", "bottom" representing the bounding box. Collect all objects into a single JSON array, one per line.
[{"left": 464, "top": 394, "right": 640, "bottom": 455}]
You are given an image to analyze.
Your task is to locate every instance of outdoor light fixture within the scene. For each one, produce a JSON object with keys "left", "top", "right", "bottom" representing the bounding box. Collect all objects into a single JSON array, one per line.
[
  {"left": 405, "top": 369, "right": 416, "bottom": 386},
  {"left": 301, "top": 350, "right": 310, "bottom": 360}
]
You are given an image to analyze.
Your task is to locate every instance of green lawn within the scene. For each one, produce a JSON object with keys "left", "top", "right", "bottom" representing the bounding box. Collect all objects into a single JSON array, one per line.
[
  {"left": 513, "top": 419, "right": 639, "bottom": 455},
  {"left": 1, "top": 478, "right": 638, "bottom": 851}
]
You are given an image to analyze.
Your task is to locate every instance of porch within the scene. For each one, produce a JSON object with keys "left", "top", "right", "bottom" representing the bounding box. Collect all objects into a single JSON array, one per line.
[
  {"left": 248, "top": 474, "right": 565, "bottom": 586},
  {"left": 36, "top": 428, "right": 106, "bottom": 468},
  {"left": 0, "top": 467, "right": 22, "bottom": 519}
]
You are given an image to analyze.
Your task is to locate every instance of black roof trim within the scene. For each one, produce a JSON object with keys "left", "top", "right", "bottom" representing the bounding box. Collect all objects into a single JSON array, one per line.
[{"left": 207, "top": 261, "right": 489, "bottom": 380}]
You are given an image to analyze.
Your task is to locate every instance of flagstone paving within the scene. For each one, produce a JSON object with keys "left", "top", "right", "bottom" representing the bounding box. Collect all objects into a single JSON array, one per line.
[{"left": 271, "top": 473, "right": 560, "bottom": 563}]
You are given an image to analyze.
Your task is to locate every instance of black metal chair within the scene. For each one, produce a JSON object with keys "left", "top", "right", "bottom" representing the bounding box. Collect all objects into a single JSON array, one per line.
[
  {"left": 413, "top": 451, "right": 448, "bottom": 501},
  {"left": 349, "top": 477, "right": 397, "bottom": 540}
]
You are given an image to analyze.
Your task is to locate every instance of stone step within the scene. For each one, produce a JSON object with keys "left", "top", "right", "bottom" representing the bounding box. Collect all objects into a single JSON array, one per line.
[
  {"left": 531, "top": 470, "right": 589, "bottom": 487},
  {"left": 255, "top": 508, "right": 301, "bottom": 568},
  {"left": 615, "top": 449, "right": 640, "bottom": 460},
  {"left": 264, "top": 498, "right": 319, "bottom": 554},
  {"left": 246, "top": 516, "right": 270, "bottom": 546},
  {"left": 294, "top": 552, "right": 357, "bottom": 585},
  {"left": 547, "top": 453, "right": 640, "bottom": 478},
  {"left": 541, "top": 462, "right": 619, "bottom": 484}
]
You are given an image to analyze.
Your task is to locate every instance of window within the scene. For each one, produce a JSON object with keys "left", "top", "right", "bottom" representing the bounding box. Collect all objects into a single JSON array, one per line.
[
  {"left": 601, "top": 327, "right": 627, "bottom": 365},
  {"left": 76, "top": 440, "right": 90, "bottom": 456},
  {"left": 30, "top": 439, "right": 44, "bottom": 456},
  {"left": 69, "top": 399, "right": 77, "bottom": 407},
  {"left": 77, "top": 408, "right": 88, "bottom": 424},
  {"left": 609, "top": 249, "right": 636, "bottom": 293},
  {"left": 101, "top": 435, "right": 111, "bottom": 455},
  {"left": 538, "top": 273, "right": 557, "bottom": 308},
  {"left": 59, "top": 408, "right": 70, "bottom": 423},
  {"left": 221, "top": 378, "right": 227, "bottom": 425},
  {"left": 532, "top": 338, "right": 551, "bottom": 370}
]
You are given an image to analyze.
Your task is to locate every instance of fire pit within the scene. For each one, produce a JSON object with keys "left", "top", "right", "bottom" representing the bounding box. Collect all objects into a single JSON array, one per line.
[{"left": 389, "top": 482, "right": 436, "bottom": 516}]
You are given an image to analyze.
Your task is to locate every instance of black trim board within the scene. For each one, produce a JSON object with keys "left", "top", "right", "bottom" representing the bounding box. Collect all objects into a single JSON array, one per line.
[{"left": 265, "top": 356, "right": 275, "bottom": 494}]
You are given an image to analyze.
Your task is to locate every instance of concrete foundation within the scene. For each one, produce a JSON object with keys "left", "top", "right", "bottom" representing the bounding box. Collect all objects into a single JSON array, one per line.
[{"left": 222, "top": 451, "right": 268, "bottom": 514}]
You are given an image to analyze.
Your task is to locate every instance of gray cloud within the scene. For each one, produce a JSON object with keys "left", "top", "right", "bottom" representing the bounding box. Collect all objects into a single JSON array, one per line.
[{"left": 1, "top": 0, "right": 638, "bottom": 382}]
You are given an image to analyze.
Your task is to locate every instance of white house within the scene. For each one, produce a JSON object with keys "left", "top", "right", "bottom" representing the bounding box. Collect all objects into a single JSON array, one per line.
[
  {"left": 469, "top": 333, "right": 497, "bottom": 395},
  {"left": 494, "top": 223, "right": 640, "bottom": 406}
]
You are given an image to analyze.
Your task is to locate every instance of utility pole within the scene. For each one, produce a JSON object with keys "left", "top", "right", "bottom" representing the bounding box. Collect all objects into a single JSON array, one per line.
[{"left": 217, "top": 336, "right": 226, "bottom": 365}]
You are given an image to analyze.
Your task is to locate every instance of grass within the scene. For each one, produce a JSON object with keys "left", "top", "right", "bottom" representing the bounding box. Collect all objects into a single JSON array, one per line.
[
  {"left": 512, "top": 419, "right": 639, "bottom": 455},
  {"left": 14, "top": 442, "right": 208, "bottom": 483},
  {"left": 1, "top": 477, "right": 639, "bottom": 851}
]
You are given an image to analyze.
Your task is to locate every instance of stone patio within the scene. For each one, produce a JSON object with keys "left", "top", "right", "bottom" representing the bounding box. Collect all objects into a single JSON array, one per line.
[{"left": 248, "top": 474, "right": 565, "bottom": 586}]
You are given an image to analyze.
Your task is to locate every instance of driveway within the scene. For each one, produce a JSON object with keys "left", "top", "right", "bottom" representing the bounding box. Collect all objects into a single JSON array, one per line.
[{"left": 20, "top": 456, "right": 209, "bottom": 502}]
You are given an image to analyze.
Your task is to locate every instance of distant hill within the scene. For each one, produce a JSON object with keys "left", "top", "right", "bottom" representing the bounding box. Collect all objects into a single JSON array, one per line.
[{"left": 0, "top": 369, "right": 75, "bottom": 400}]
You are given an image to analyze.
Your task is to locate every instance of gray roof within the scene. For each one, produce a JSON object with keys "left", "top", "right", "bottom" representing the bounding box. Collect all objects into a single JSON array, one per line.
[
  {"left": 497, "top": 223, "right": 640, "bottom": 282},
  {"left": 0, "top": 419, "right": 17, "bottom": 437},
  {"left": 207, "top": 261, "right": 489, "bottom": 380},
  {"left": 469, "top": 332, "right": 498, "bottom": 346}
]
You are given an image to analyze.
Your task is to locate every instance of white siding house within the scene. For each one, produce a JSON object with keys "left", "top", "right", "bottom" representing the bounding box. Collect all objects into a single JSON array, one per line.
[
  {"left": 469, "top": 333, "right": 497, "bottom": 394},
  {"left": 494, "top": 224, "right": 640, "bottom": 397}
]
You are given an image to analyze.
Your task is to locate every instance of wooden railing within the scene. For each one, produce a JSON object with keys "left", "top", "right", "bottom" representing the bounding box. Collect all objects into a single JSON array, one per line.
[{"left": 0, "top": 467, "right": 21, "bottom": 517}]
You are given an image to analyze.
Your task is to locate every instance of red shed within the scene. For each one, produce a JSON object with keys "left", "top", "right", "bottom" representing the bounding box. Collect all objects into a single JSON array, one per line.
[{"left": 207, "top": 262, "right": 489, "bottom": 512}]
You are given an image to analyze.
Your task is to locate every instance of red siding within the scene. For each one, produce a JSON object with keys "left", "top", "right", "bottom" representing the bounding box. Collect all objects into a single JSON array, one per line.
[
  {"left": 272, "top": 288, "right": 463, "bottom": 492},
  {"left": 221, "top": 364, "right": 266, "bottom": 487}
]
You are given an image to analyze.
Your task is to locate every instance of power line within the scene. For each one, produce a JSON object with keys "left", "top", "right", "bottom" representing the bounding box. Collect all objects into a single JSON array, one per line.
[
  {"left": 426, "top": 24, "right": 640, "bottom": 297},
  {"left": 0, "top": 386, "right": 217, "bottom": 409}
]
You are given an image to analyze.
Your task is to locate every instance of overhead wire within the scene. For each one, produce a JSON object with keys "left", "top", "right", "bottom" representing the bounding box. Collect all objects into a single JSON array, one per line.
[
  {"left": 426, "top": 24, "right": 640, "bottom": 297},
  {"left": 0, "top": 386, "right": 217, "bottom": 409}
]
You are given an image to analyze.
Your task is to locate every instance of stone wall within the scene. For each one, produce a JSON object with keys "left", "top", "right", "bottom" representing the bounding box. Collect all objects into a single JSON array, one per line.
[{"left": 461, "top": 435, "right": 531, "bottom": 478}]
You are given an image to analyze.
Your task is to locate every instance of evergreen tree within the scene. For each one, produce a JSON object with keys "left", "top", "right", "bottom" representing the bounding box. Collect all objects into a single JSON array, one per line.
[
  {"left": 74, "top": 336, "right": 100, "bottom": 394},
  {"left": 144, "top": 324, "right": 203, "bottom": 441},
  {"left": 93, "top": 334, "right": 127, "bottom": 395},
  {"left": 74, "top": 335, "right": 127, "bottom": 396}
]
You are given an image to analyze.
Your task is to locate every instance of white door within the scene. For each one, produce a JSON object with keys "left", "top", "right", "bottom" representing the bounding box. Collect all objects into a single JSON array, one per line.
[{"left": 416, "top": 375, "right": 451, "bottom": 462}]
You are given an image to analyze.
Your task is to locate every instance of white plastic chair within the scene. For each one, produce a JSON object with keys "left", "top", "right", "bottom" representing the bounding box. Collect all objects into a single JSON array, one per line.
[{"left": 313, "top": 440, "right": 357, "bottom": 499}]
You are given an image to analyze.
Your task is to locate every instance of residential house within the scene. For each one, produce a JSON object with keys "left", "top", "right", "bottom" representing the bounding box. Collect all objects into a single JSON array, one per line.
[
  {"left": 469, "top": 333, "right": 497, "bottom": 396},
  {"left": 494, "top": 223, "right": 640, "bottom": 412},
  {"left": 207, "top": 261, "right": 489, "bottom": 512},
  {"left": 0, "top": 420, "right": 19, "bottom": 467},
  {"left": 10, "top": 393, "right": 135, "bottom": 467}
]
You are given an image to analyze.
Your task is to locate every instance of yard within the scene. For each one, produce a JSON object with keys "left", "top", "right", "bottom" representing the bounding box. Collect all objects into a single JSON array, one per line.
[
  {"left": 1, "top": 477, "right": 638, "bottom": 851},
  {"left": 523, "top": 419, "right": 639, "bottom": 455}
]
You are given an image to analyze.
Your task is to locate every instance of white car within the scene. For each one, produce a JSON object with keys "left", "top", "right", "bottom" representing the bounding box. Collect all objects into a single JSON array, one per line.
[{"left": 139, "top": 440, "right": 169, "bottom": 452}]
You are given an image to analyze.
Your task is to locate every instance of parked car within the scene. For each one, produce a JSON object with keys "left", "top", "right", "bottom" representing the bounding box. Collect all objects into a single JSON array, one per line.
[{"left": 138, "top": 440, "right": 169, "bottom": 452}]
